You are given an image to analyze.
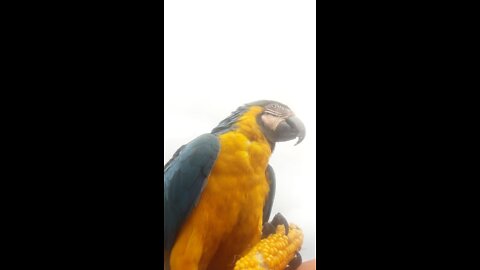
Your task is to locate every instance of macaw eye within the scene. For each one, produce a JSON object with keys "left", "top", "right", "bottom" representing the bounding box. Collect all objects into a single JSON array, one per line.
[
  {"left": 270, "top": 104, "right": 281, "bottom": 110},
  {"left": 265, "top": 104, "right": 287, "bottom": 117}
]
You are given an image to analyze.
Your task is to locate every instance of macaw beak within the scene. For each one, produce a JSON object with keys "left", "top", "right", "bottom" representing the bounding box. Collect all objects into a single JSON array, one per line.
[{"left": 274, "top": 115, "right": 306, "bottom": 145}]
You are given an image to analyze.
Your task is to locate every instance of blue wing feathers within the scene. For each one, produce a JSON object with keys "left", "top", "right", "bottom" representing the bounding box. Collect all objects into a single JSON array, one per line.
[
  {"left": 164, "top": 134, "right": 220, "bottom": 255},
  {"left": 164, "top": 133, "right": 276, "bottom": 269}
]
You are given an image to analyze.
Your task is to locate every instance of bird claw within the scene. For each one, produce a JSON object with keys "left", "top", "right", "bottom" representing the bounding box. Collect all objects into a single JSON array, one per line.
[
  {"left": 285, "top": 251, "right": 302, "bottom": 270},
  {"left": 262, "top": 212, "right": 290, "bottom": 238},
  {"left": 261, "top": 222, "right": 276, "bottom": 239},
  {"left": 262, "top": 213, "right": 302, "bottom": 269},
  {"left": 271, "top": 213, "right": 289, "bottom": 235}
]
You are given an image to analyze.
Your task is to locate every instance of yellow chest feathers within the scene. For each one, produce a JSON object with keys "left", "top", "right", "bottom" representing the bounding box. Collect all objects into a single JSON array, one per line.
[
  {"left": 169, "top": 106, "right": 274, "bottom": 270},
  {"left": 212, "top": 106, "right": 272, "bottom": 178}
]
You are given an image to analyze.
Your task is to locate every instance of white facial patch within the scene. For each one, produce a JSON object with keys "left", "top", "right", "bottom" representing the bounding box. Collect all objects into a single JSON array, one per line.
[{"left": 261, "top": 113, "right": 284, "bottom": 131}]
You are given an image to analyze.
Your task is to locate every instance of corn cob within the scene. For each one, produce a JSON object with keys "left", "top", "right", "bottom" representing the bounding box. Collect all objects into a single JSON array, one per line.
[{"left": 234, "top": 223, "right": 304, "bottom": 270}]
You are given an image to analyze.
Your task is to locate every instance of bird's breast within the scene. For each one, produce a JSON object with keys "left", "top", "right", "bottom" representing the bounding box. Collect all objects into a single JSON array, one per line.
[{"left": 199, "top": 132, "right": 271, "bottom": 269}]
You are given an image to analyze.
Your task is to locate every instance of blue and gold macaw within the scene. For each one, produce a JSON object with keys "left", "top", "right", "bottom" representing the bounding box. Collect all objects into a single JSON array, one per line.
[{"left": 164, "top": 100, "right": 306, "bottom": 270}]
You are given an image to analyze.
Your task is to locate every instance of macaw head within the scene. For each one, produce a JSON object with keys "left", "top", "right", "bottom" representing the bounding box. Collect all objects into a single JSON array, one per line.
[{"left": 212, "top": 100, "right": 306, "bottom": 147}]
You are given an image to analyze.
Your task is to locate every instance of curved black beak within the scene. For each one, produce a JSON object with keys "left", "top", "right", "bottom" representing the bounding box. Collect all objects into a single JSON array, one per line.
[{"left": 274, "top": 115, "right": 306, "bottom": 145}]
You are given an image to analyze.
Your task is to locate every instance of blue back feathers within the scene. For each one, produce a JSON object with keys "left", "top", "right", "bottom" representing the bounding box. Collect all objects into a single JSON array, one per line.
[{"left": 164, "top": 134, "right": 220, "bottom": 254}]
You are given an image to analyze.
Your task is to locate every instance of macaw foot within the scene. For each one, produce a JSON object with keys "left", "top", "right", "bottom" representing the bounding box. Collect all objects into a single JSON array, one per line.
[
  {"left": 271, "top": 212, "right": 289, "bottom": 235},
  {"left": 285, "top": 251, "right": 302, "bottom": 270},
  {"left": 262, "top": 212, "right": 290, "bottom": 239},
  {"left": 261, "top": 213, "right": 303, "bottom": 270},
  {"left": 261, "top": 222, "right": 276, "bottom": 238}
]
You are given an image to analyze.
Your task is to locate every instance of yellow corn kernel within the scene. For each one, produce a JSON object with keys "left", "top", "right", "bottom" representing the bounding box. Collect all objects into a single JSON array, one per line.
[{"left": 234, "top": 224, "right": 304, "bottom": 270}]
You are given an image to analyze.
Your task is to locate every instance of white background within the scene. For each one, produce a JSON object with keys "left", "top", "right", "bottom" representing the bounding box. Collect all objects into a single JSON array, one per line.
[{"left": 164, "top": 0, "right": 316, "bottom": 261}]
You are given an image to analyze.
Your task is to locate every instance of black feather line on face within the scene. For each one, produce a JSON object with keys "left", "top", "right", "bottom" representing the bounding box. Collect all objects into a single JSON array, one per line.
[{"left": 264, "top": 109, "right": 287, "bottom": 117}]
